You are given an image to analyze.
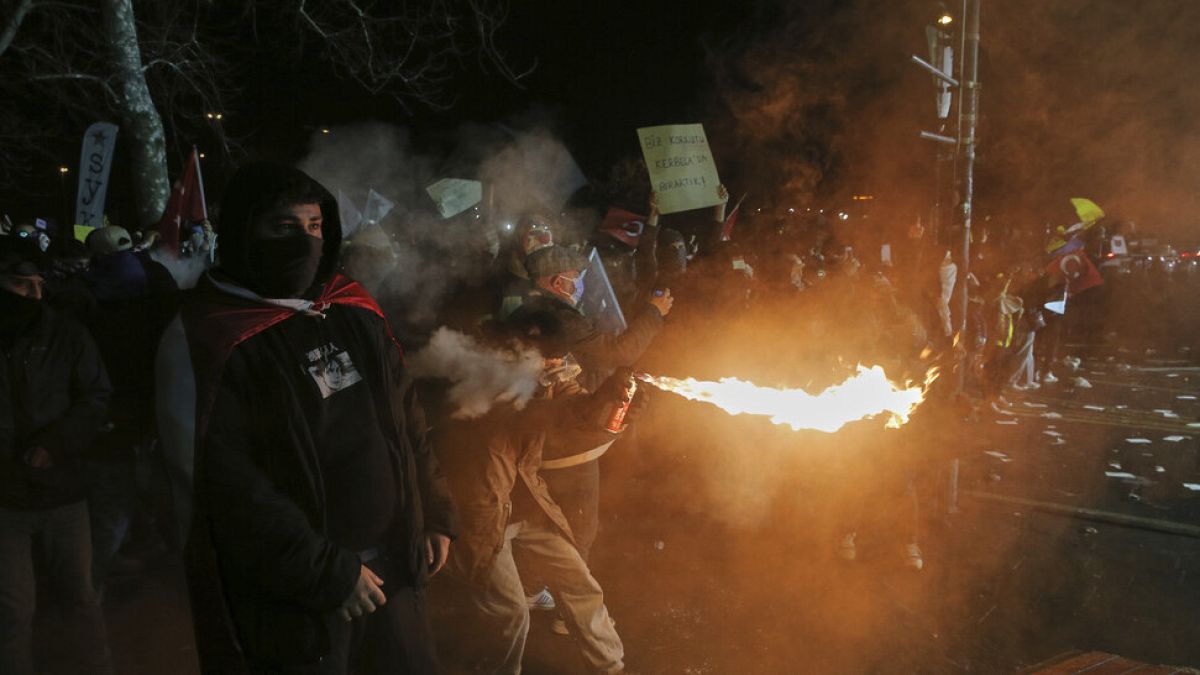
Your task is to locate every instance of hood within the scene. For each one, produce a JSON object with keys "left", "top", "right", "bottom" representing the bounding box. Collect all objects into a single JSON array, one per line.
[
  {"left": 215, "top": 162, "right": 342, "bottom": 291},
  {"left": 85, "top": 250, "right": 148, "bottom": 301}
]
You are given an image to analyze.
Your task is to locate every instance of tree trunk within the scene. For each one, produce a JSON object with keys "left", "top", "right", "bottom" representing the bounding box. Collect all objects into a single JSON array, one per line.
[{"left": 102, "top": 0, "right": 168, "bottom": 229}]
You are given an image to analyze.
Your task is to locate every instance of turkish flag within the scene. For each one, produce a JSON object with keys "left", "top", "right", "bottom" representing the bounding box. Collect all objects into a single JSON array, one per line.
[
  {"left": 720, "top": 203, "right": 741, "bottom": 242},
  {"left": 157, "top": 147, "right": 208, "bottom": 256},
  {"left": 599, "top": 207, "right": 647, "bottom": 248},
  {"left": 1045, "top": 249, "right": 1103, "bottom": 297}
]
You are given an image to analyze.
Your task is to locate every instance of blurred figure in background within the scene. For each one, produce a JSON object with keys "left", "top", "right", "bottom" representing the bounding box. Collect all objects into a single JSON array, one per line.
[{"left": 0, "top": 236, "right": 114, "bottom": 675}]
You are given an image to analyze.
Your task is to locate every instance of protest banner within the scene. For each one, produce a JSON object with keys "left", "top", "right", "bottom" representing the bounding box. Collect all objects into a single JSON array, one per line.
[
  {"left": 637, "top": 123, "right": 722, "bottom": 215},
  {"left": 426, "top": 178, "right": 483, "bottom": 219},
  {"left": 74, "top": 122, "right": 119, "bottom": 228}
]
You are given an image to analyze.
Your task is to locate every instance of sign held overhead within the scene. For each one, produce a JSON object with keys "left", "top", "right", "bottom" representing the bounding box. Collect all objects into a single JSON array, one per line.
[{"left": 636, "top": 124, "right": 722, "bottom": 215}]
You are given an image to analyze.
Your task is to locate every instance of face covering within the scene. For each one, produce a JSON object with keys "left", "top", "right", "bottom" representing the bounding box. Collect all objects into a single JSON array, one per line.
[
  {"left": 249, "top": 235, "right": 324, "bottom": 298},
  {"left": 562, "top": 270, "right": 587, "bottom": 306},
  {"left": 0, "top": 288, "right": 41, "bottom": 337}
]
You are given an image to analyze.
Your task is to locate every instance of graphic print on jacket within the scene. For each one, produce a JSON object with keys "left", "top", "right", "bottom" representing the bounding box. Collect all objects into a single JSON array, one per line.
[{"left": 304, "top": 343, "right": 363, "bottom": 399}]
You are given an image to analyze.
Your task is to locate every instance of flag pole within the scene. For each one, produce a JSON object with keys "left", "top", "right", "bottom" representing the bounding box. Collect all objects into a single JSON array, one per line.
[{"left": 193, "top": 146, "right": 209, "bottom": 221}]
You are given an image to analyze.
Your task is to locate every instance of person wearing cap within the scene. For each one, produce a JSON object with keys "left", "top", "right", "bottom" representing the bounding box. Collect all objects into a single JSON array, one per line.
[
  {"left": 155, "top": 163, "right": 459, "bottom": 674},
  {"left": 439, "top": 312, "right": 633, "bottom": 675},
  {"left": 74, "top": 225, "right": 179, "bottom": 589},
  {"left": 0, "top": 237, "right": 114, "bottom": 675},
  {"left": 509, "top": 244, "right": 671, "bottom": 569}
]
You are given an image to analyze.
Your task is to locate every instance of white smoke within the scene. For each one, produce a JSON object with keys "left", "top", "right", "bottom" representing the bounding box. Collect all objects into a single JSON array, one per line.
[
  {"left": 407, "top": 327, "right": 544, "bottom": 419},
  {"left": 294, "top": 117, "right": 589, "bottom": 332}
]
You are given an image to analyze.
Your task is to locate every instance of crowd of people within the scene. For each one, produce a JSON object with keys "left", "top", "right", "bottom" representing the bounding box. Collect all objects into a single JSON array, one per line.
[{"left": 0, "top": 154, "right": 1098, "bottom": 674}]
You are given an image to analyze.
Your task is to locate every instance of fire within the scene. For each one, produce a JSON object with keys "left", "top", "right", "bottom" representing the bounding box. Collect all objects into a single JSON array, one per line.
[{"left": 637, "top": 365, "right": 935, "bottom": 433}]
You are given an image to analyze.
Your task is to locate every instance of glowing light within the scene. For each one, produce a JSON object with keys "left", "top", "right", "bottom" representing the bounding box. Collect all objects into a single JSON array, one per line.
[
  {"left": 787, "top": 207, "right": 795, "bottom": 214},
  {"left": 638, "top": 366, "right": 936, "bottom": 433},
  {"left": 838, "top": 212, "right": 849, "bottom": 221},
  {"left": 938, "top": 14, "right": 953, "bottom": 25},
  {"left": 58, "top": 167, "right": 69, "bottom": 174},
  {"left": 321, "top": 128, "right": 331, "bottom": 134}
]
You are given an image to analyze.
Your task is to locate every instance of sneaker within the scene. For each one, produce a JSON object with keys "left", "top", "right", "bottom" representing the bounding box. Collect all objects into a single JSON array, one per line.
[
  {"left": 1042, "top": 372, "right": 1058, "bottom": 384},
  {"left": 839, "top": 532, "right": 857, "bottom": 561},
  {"left": 550, "top": 618, "right": 570, "bottom": 636},
  {"left": 904, "top": 543, "right": 924, "bottom": 571},
  {"left": 527, "top": 588, "right": 556, "bottom": 612}
]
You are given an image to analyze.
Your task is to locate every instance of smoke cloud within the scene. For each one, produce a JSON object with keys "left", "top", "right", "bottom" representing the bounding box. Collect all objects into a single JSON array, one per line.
[
  {"left": 295, "top": 118, "right": 587, "bottom": 332},
  {"left": 407, "top": 327, "right": 544, "bottom": 419}
]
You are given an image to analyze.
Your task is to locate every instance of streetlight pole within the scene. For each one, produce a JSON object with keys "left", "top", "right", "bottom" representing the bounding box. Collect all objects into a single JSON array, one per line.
[{"left": 954, "top": 0, "right": 980, "bottom": 392}]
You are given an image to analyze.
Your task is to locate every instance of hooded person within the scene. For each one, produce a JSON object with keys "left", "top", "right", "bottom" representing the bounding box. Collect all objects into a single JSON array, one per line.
[
  {"left": 154, "top": 162, "right": 459, "bottom": 674},
  {"left": 0, "top": 236, "right": 114, "bottom": 675}
]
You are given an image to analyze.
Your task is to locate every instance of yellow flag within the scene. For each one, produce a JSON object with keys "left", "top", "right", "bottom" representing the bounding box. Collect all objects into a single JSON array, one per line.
[
  {"left": 74, "top": 224, "right": 95, "bottom": 243},
  {"left": 1070, "top": 198, "right": 1105, "bottom": 224}
]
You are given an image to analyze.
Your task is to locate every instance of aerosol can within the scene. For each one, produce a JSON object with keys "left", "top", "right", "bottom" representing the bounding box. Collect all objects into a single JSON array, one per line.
[{"left": 603, "top": 373, "right": 639, "bottom": 434}]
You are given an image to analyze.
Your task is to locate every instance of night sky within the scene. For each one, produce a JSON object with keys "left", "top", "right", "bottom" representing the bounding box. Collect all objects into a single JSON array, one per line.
[{"left": 7, "top": 0, "right": 1200, "bottom": 245}]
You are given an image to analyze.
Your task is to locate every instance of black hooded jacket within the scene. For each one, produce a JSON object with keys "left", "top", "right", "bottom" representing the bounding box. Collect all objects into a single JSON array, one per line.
[{"left": 170, "top": 163, "right": 459, "bottom": 672}]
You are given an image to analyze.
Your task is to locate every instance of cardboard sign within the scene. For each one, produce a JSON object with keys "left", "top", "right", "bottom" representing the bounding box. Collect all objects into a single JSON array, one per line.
[
  {"left": 426, "top": 178, "right": 482, "bottom": 219},
  {"left": 637, "top": 124, "right": 722, "bottom": 215},
  {"left": 1109, "top": 235, "right": 1128, "bottom": 256}
]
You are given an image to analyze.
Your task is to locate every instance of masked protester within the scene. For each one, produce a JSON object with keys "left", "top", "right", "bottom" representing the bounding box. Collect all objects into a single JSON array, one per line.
[
  {"left": 155, "top": 163, "right": 459, "bottom": 674},
  {"left": 0, "top": 237, "right": 114, "bottom": 675},
  {"left": 438, "top": 311, "right": 634, "bottom": 675},
  {"left": 507, "top": 245, "right": 669, "bottom": 591},
  {"left": 496, "top": 212, "right": 556, "bottom": 319}
]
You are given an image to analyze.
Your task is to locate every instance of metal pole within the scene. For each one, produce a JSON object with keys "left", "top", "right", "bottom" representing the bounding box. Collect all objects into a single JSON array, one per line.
[
  {"left": 966, "top": 491, "right": 1200, "bottom": 539},
  {"left": 954, "top": 0, "right": 980, "bottom": 392}
]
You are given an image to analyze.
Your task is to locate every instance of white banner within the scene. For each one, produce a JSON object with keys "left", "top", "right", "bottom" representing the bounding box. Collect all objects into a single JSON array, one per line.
[{"left": 74, "top": 122, "right": 119, "bottom": 228}]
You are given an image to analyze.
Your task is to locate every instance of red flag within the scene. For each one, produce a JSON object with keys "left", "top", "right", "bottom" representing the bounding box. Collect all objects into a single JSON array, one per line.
[
  {"left": 157, "top": 147, "right": 208, "bottom": 256},
  {"left": 598, "top": 207, "right": 647, "bottom": 248},
  {"left": 720, "top": 204, "right": 740, "bottom": 242},
  {"left": 719, "top": 193, "right": 747, "bottom": 242},
  {"left": 1045, "top": 249, "right": 1103, "bottom": 297}
]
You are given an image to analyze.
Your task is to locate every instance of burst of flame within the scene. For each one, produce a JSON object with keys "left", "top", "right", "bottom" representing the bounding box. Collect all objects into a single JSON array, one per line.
[{"left": 638, "top": 365, "right": 937, "bottom": 433}]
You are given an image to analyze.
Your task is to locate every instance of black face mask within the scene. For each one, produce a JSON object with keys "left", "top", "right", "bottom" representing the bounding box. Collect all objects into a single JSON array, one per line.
[
  {"left": 0, "top": 289, "right": 41, "bottom": 338},
  {"left": 248, "top": 235, "right": 324, "bottom": 298}
]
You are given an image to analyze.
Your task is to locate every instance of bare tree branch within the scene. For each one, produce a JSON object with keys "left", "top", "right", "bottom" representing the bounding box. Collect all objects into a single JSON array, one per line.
[{"left": 0, "top": 0, "right": 34, "bottom": 58}]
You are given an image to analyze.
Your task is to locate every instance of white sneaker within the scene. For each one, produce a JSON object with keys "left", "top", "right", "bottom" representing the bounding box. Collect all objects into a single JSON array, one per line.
[
  {"left": 839, "top": 533, "right": 857, "bottom": 561},
  {"left": 527, "top": 588, "right": 556, "bottom": 612},
  {"left": 1043, "top": 372, "right": 1058, "bottom": 384},
  {"left": 904, "top": 543, "right": 924, "bottom": 571}
]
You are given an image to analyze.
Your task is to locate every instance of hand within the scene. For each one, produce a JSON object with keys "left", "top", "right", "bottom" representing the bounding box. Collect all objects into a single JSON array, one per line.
[
  {"left": 134, "top": 230, "right": 160, "bottom": 252},
  {"left": 648, "top": 191, "right": 660, "bottom": 226},
  {"left": 648, "top": 289, "right": 674, "bottom": 317},
  {"left": 24, "top": 447, "right": 53, "bottom": 469},
  {"left": 337, "top": 564, "right": 386, "bottom": 622},
  {"left": 425, "top": 533, "right": 451, "bottom": 577},
  {"left": 713, "top": 184, "right": 729, "bottom": 223}
]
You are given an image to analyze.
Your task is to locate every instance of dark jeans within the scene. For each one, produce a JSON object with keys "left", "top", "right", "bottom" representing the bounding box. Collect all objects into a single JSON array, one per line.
[
  {"left": 252, "top": 557, "right": 437, "bottom": 675},
  {"left": 82, "top": 459, "right": 137, "bottom": 590},
  {"left": 0, "top": 501, "right": 113, "bottom": 675},
  {"left": 542, "top": 460, "right": 600, "bottom": 562}
]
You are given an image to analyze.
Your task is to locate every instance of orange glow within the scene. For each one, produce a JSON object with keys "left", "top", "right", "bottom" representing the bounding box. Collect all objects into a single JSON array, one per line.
[{"left": 638, "top": 366, "right": 936, "bottom": 433}]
